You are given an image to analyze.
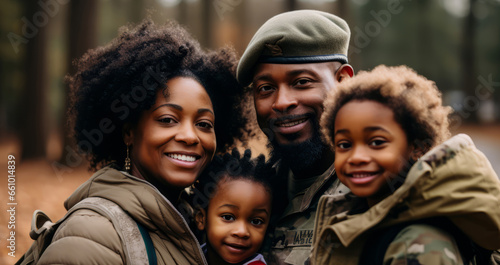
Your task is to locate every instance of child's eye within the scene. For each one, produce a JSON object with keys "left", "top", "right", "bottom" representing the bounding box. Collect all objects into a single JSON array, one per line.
[
  {"left": 369, "top": 139, "right": 387, "bottom": 147},
  {"left": 336, "top": 141, "right": 351, "bottom": 150},
  {"left": 250, "top": 218, "right": 265, "bottom": 226},
  {"left": 221, "top": 214, "right": 235, "bottom": 222}
]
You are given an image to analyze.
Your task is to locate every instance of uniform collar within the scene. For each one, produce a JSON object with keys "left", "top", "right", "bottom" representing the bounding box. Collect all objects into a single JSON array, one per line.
[
  {"left": 299, "top": 162, "right": 336, "bottom": 211},
  {"left": 278, "top": 162, "right": 337, "bottom": 219}
]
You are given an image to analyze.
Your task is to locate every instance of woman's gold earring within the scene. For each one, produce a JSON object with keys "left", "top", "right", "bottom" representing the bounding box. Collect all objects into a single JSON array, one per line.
[{"left": 125, "top": 144, "right": 131, "bottom": 172}]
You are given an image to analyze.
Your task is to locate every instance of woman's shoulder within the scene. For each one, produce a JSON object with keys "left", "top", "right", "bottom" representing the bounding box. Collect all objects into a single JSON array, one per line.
[
  {"left": 384, "top": 223, "right": 463, "bottom": 264},
  {"left": 38, "top": 208, "right": 124, "bottom": 265}
]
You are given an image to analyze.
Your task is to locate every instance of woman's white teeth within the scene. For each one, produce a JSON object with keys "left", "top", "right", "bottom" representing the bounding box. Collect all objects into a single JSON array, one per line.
[
  {"left": 278, "top": 118, "right": 307, "bottom": 127},
  {"left": 168, "top": 154, "right": 196, "bottom": 162}
]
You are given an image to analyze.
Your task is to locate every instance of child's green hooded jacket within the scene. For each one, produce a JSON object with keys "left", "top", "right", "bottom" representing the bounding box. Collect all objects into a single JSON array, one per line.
[{"left": 311, "top": 134, "right": 500, "bottom": 265}]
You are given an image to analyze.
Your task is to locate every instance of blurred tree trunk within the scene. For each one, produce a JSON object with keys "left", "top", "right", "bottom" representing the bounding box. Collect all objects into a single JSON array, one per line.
[
  {"left": 178, "top": 0, "right": 188, "bottom": 25},
  {"left": 336, "top": 0, "right": 348, "bottom": 19},
  {"left": 59, "top": 0, "right": 98, "bottom": 164},
  {"left": 201, "top": 0, "right": 212, "bottom": 48},
  {"left": 416, "top": 0, "right": 427, "bottom": 64},
  {"left": 417, "top": 0, "right": 432, "bottom": 76},
  {"left": 335, "top": 0, "right": 359, "bottom": 69},
  {"left": 462, "top": 0, "right": 477, "bottom": 122},
  {"left": 234, "top": 0, "right": 247, "bottom": 53},
  {"left": 19, "top": 1, "right": 49, "bottom": 160},
  {"left": 129, "top": 0, "right": 144, "bottom": 24},
  {"left": 285, "top": 0, "right": 297, "bottom": 11}
]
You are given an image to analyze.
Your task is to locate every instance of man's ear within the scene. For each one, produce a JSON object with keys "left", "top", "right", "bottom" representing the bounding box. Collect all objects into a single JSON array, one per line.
[
  {"left": 335, "top": 64, "right": 354, "bottom": 83},
  {"left": 123, "top": 123, "right": 134, "bottom": 145},
  {"left": 195, "top": 207, "right": 207, "bottom": 231}
]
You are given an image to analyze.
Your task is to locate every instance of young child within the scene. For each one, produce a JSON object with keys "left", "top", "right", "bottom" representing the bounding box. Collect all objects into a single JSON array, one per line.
[
  {"left": 191, "top": 149, "right": 274, "bottom": 265},
  {"left": 311, "top": 65, "right": 500, "bottom": 265}
]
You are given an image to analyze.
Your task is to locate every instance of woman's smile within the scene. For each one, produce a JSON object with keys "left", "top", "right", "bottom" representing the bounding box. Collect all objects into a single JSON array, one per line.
[{"left": 165, "top": 152, "right": 201, "bottom": 167}]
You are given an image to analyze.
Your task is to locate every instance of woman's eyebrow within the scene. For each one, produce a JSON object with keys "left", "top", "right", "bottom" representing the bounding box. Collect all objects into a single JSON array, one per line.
[
  {"left": 153, "top": 103, "right": 182, "bottom": 112},
  {"left": 198, "top": 108, "right": 214, "bottom": 116}
]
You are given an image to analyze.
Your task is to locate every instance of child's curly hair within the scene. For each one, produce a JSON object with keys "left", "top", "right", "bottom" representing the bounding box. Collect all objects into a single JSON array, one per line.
[
  {"left": 67, "top": 19, "right": 249, "bottom": 169},
  {"left": 321, "top": 65, "right": 452, "bottom": 155},
  {"left": 191, "top": 149, "right": 275, "bottom": 210}
]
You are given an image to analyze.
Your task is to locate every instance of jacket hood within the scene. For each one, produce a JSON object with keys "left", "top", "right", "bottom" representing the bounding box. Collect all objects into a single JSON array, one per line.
[{"left": 316, "top": 134, "right": 500, "bottom": 250}]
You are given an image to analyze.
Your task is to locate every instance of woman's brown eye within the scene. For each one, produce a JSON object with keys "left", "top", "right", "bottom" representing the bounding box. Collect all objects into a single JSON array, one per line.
[
  {"left": 197, "top": 121, "right": 213, "bottom": 129},
  {"left": 159, "top": 117, "right": 176, "bottom": 124}
]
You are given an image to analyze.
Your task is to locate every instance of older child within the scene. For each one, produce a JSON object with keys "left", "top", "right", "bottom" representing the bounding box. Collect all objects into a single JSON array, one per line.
[
  {"left": 312, "top": 65, "right": 500, "bottom": 265},
  {"left": 191, "top": 149, "right": 275, "bottom": 265}
]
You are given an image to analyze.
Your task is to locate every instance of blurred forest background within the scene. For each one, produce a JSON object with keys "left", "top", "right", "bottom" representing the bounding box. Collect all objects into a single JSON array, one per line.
[{"left": 1, "top": 0, "right": 500, "bottom": 262}]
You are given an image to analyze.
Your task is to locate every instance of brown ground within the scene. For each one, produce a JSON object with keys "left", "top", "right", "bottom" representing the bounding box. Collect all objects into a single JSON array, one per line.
[
  {"left": 0, "top": 134, "right": 92, "bottom": 264},
  {"left": 0, "top": 124, "right": 498, "bottom": 263}
]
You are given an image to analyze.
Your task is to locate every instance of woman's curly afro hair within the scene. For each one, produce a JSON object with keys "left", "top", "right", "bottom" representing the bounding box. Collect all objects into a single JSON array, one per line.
[
  {"left": 68, "top": 19, "right": 248, "bottom": 170},
  {"left": 321, "top": 65, "right": 452, "bottom": 156}
]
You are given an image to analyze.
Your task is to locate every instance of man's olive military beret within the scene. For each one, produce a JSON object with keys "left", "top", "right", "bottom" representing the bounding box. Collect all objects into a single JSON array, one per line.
[{"left": 237, "top": 10, "right": 350, "bottom": 86}]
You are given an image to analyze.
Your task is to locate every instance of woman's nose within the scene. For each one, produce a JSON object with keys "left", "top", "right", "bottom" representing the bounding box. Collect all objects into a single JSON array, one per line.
[{"left": 174, "top": 123, "right": 199, "bottom": 145}]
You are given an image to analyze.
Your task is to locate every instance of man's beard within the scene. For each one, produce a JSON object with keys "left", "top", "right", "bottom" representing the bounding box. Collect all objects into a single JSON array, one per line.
[{"left": 268, "top": 119, "right": 327, "bottom": 172}]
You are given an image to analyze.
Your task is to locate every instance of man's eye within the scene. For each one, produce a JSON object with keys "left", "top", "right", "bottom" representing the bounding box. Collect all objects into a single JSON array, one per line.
[
  {"left": 257, "top": 85, "right": 274, "bottom": 94},
  {"left": 221, "top": 214, "right": 235, "bottom": 221},
  {"left": 294, "top": 78, "right": 312, "bottom": 86}
]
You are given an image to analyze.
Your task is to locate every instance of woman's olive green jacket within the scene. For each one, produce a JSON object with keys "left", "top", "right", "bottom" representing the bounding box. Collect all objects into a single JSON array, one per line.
[{"left": 37, "top": 167, "right": 207, "bottom": 265}]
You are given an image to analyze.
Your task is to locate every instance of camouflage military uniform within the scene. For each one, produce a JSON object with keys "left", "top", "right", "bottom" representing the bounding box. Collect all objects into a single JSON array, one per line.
[
  {"left": 311, "top": 134, "right": 500, "bottom": 265},
  {"left": 263, "top": 163, "right": 353, "bottom": 265},
  {"left": 383, "top": 223, "right": 464, "bottom": 264}
]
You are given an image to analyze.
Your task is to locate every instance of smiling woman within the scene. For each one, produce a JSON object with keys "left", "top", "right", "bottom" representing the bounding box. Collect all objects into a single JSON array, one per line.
[
  {"left": 125, "top": 77, "right": 217, "bottom": 201},
  {"left": 16, "top": 19, "right": 248, "bottom": 265}
]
